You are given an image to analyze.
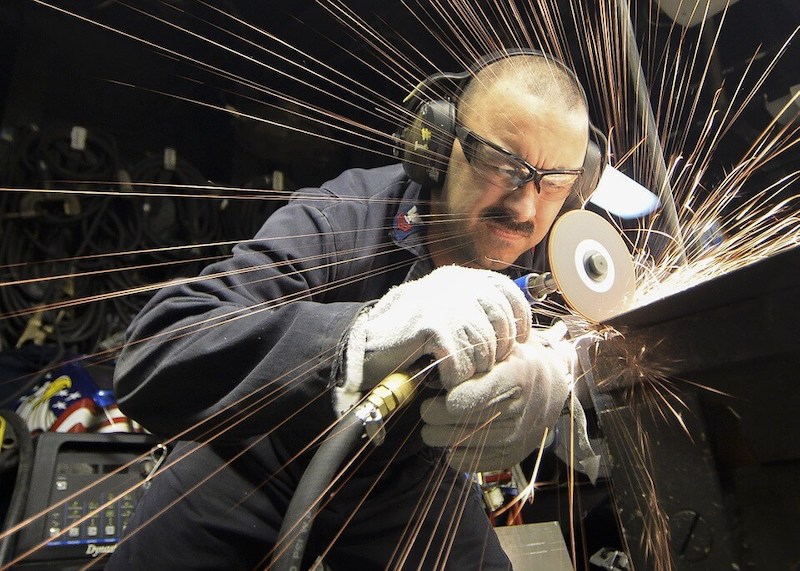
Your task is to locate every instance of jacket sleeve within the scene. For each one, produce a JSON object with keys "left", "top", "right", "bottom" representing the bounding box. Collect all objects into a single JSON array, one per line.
[{"left": 113, "top": 188, "right": 371, "bottom": 445}]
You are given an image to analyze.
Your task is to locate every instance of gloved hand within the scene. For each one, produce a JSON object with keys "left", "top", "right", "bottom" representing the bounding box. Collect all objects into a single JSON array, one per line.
[
  {"left": 335, "top": 265, "right": 531, "bottom": 414},
  {"left": 420, "top": 322, "right": 575, "bottom": 472}
]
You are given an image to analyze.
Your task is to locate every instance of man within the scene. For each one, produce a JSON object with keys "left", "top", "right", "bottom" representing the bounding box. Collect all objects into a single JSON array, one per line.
[{"left": 108, "top": 51, "right": 591, "bottom": 569}]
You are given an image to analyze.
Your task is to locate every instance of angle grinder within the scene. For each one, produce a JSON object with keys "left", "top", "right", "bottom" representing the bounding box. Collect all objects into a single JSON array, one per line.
[{"left": 517, "top": 209, "right": 636, "bottom": 323}]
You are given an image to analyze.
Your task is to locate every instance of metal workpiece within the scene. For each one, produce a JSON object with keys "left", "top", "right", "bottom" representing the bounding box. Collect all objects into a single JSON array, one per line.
[
  {"left": 584, "top": 246, "right": 800, "bottom": 570},
  {"left": 593, "top": 389, "right": 737, "bottom": 570},
  {"left": 591, "top": 246, "right": 800, "bottom": 392},
  {"left": 493, "top": 522, "right": 573, "bottom": 569}
]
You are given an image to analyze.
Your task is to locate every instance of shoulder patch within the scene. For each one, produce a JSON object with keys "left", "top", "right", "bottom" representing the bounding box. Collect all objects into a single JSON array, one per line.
[{"left": 392, "top": 205, "right": 422, "bottom": 241}]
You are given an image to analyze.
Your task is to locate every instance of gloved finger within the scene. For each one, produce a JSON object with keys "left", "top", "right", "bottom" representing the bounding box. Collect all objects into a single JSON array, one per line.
[
  {"left": 441, "top": 285, "right": 534, "bottom": 384},
  {"left": 421, "top": 416, "right": 516, "bottom": 448},
  {"left": 421, "top": 395, "right": 515, "bottom": 426},
  {"left": 452, "top": 420, "right": 527, "bottom": 447},
  {"left": 443, "top": 369, "right": 521, "bottom": 416},
  {"left": 444, "top": 272, "right": 531, "bottom": 370},
  {"left": 446, "top": 446, "right": 515, "bottom": 473},
  {"left": 431, "top": 313, "right": 496, "bottom": 387},
  {"left": 420, "top": 396, "right": 451, "bottom": 426},
  {"left": 482, "top": 274, "right": 532, "bottom": 350},
  {"left": 529, "top": 321, "right": 576, "bottom": 374},
  {"left": 424, "top": 419, "right": 523, "bottom": 449},
  {"left": 421, "top": 422, "right": 473, "bottom": 448},
  {"left": 478, "top": 298, "right": 515, "bottom": 365},
  {"left": 471, "top": 280, "right": 518, "bottom": 363},
  {"left": 449, "top": 285, "right": 514, "bottom": 373},
  {"left": 485, "top": 272, "right": 532, "bottom": 347}
]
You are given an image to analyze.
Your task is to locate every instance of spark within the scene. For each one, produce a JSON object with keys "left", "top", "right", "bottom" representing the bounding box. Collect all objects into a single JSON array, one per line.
[{"left": 0, "top": 1, "right": 797, "bottom": 570}]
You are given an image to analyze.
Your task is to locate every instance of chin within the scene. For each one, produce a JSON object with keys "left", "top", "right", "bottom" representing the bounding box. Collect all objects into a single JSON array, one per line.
[{"left": 476, "top": 252, "right": 514, "bottom": 271}]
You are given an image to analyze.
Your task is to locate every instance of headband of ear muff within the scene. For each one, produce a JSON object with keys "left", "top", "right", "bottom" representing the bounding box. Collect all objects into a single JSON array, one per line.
[{"left": 393, "top": 48, "right": 607, "bottom": 190}]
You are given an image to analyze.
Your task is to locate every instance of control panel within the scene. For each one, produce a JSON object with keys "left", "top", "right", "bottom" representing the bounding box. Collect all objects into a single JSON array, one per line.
[{"left": 13, "top": 432, "right": 164, "bottom": 569}]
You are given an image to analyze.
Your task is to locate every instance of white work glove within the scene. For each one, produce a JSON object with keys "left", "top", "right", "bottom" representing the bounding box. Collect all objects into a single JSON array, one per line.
[
  {"left": 335, "top": 265, "right": 531, "bottom": 415},
  {"left": 420, "top": 322, "right": 575, "bottom": 472}
]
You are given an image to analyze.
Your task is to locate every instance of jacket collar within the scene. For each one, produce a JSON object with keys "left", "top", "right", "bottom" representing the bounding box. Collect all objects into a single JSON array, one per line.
[{"left": 388, "top": 176, "right": 545, "bottom": 281}]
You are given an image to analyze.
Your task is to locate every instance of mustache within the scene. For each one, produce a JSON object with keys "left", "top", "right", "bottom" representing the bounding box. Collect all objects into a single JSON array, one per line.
[{"left": 480, "top": 207, "right": 535, "bottom": 236}]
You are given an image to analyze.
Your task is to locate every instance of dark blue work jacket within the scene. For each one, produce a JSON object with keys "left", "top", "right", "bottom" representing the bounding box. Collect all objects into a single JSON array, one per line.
[{"left": 114, "top": 164, "right": 549, "bottom": 468}]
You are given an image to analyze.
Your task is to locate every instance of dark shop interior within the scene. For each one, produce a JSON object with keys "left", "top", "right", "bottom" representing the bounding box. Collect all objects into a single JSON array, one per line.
[{"left": 0, "top": 1, "right": 798, "bottom": 570}]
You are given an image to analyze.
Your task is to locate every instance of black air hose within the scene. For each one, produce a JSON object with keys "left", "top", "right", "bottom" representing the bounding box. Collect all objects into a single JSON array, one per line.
[
  {"left": 271, "top": 410, "right": 363, "bottom": 571},
  {"left": 271, "top": 370, "right": 423, "bottom": 571}
]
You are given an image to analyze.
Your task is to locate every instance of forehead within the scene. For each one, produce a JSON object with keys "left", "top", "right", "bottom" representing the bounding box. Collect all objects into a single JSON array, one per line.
[
  {"left": 462, "top": 82, "right": 589, "bottom": 151},
  {"left": 463, "top": 74, "right": 577, "bottom": 118}
]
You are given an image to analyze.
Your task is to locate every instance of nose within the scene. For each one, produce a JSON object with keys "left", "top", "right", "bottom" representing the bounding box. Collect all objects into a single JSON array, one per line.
[{"left": 502, "top": 180, "right": 538, "bottom": 222}]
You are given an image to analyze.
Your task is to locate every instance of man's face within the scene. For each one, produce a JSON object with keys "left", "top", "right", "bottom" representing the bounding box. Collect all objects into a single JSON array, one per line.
[{"left": 429, "top": 81, "right": 589, "bottom": 271}]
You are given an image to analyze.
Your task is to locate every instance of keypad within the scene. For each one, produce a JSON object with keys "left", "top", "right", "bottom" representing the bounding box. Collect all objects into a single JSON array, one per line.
[{"left": 45, "top": 467, "right": 142, "bottom": 547}]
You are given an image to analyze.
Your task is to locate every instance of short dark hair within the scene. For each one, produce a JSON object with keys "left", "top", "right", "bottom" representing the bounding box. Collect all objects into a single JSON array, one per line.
[{"left": 458, "top": 54, "right": 588, "bottom": 122}]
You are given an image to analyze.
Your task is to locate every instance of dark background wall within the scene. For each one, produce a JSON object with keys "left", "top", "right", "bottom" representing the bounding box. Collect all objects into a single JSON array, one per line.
[{"left": 0, "top": 0, "right": 797, "bottom": 356}]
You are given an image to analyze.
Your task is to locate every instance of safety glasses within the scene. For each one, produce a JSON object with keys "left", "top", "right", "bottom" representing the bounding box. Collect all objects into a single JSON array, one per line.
[{"left": 455, "top": 123, "right": 583, "bottom": 199}]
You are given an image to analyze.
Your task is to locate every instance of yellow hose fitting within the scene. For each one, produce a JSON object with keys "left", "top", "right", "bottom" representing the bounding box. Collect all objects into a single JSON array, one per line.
[
  {"left": 355, "top": 372, "right": 419, "bottom": 446},
  {"left": 365, "top": 372, "right": 416, "bottom": 417}
]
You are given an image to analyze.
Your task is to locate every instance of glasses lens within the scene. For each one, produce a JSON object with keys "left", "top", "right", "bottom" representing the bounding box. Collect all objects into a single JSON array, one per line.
[
  {"left": 458, "top": 126, "right": 582, "bottom": 195},
  {"left": 538, "top": 173, "right": 580, "bottom": 198},
  {"left": 467, "top": 137, "right": 530, "bottom": 190}
]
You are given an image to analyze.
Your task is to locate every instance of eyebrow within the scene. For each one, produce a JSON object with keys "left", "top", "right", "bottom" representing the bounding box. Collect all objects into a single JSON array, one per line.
[{"left": 458, "top": 123, "right": 584, "bottom": 173}]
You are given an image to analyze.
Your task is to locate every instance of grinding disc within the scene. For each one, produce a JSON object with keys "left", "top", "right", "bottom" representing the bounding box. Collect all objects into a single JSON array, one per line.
[{"left": 548, "top": 210, "right": 635, "bottom": 322}]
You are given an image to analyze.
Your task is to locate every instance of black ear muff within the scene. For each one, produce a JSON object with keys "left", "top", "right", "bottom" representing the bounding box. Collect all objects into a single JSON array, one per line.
[
  {"left": 395, "top": 49, "right": 609, "bottom": 194},
  {"left": 573, "top": 125, "right": 608, "bottom": 202},
  {"left": 394, "top": 98, "right": 456, "bottom": 188}
]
